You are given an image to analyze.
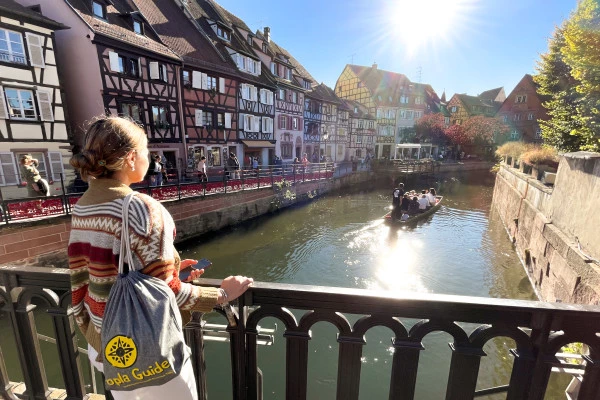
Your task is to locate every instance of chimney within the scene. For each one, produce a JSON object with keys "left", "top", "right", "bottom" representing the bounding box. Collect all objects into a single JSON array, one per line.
[
  {"left": 372, "top": 62, "right": 378, "bottom": 69},
  {"left": 264, "top": 27, "right": 270, "bottom": 43}
]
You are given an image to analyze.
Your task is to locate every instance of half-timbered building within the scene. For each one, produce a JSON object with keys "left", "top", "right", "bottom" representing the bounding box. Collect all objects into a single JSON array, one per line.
[
  {"left": 496, "top": 75, "right": 548, "bottom": 143},
  {"left": 26, "top": 0, "right": 184, "bottom": 171},
  {"left": 447, "top": 87, "right": 505, "bottom": 126},
  {"left": 185, "top": 0, "right": 276, "bottom": 167},
  {"left": 342, "top": 99, "right": 375, "bottom": 161},
  {"left": 252, "top": 28, "right": 307, "bottom": 162},
  {"left": 308, "top": 84, "right": 342, "bottom": 162},
  {"left": 134, "top": 0, "right": 240, "bottom": 174},
  {"left": 335, "top": 64, "right": 441, "bottom": 159},
  {"left": 0, "top": 0, "right": 69, "bottom": 199}
]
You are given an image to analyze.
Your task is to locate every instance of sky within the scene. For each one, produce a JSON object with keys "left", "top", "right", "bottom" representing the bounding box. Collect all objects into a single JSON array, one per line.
[{"left": 216, "top": 0, "right": 577, "bottom": 99}]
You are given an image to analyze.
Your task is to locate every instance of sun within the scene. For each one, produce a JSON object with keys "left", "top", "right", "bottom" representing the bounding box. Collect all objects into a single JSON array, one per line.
[{"left": 384, "top": 0, "right": 478, "bottom": 55}]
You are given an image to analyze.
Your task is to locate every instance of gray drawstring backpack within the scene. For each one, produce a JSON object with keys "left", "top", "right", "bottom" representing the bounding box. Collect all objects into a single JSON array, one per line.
[{"left": 101, "top": 193, "right": 190, "bottom": 391}]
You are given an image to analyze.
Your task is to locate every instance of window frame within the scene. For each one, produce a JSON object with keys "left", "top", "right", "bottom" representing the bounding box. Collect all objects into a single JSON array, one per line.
[
  {"left": 119, "top": 101, "right": 142, "bottom": 123},
  {"left": 4, "top": 88, "right": 37, "bottom": 120},
  {"left": 182, "top": 70, "right": 191, "bottom": 87},
  {"left": 151, "top": 104, "right": 169, "bottom": 129},
  {"left": 0, "top": 28, "right": 26, "bottom": 65},
  {"left": 133, "top": 19, "right": 143, "bottom": 35},
  {"left": 92, "top": 1, "right": 106, "bottom": 19}
]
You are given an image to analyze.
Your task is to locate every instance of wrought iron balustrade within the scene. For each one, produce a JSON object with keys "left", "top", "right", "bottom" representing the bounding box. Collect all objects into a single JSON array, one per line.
[{"left": 1, "top": 266, "right": 599, "bottom": 400}]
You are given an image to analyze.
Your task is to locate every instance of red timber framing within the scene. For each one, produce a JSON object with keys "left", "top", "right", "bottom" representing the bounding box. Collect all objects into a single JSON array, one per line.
[
  {"left": 181, "top": 69, "right": 238, "bottom": 144},
  {"left": 95, "top": 37, "right": 182, "bottom": 143}
]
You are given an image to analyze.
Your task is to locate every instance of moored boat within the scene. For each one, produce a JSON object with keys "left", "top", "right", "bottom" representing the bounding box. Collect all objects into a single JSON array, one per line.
[{"left": 384, "top": 196, "right": 443, "bottom": 224}]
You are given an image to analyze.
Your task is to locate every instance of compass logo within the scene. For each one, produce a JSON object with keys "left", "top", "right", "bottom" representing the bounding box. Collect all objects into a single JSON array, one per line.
[{"left": 105, "top": 336, "right": 138, "bottom": 368}]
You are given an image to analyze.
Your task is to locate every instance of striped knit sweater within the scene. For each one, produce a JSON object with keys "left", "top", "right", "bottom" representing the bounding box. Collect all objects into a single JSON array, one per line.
[{"left": 68, "top": 178, "right": 219, "bottom": 354}]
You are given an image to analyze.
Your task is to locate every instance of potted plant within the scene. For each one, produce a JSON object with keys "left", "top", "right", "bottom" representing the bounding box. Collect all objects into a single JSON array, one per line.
[
  {"left": 495, "top": 142, "right": 530, "bottom": 168},
  {"left": 519, "top": 146, "right": 559, "bottom": 180}
]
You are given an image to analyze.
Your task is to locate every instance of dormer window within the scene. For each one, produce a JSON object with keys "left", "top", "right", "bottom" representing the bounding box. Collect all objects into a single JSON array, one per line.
[
  {"left": 262, "top": 43, "right": 267, "bottom": 52},
  {"left": 216, "top": 25, "right": 231, "bottom": 41},
  {"left": 247, "top": 35, "right": 253, "bottom": 45},
  {"left": 133, "top": 19, "right": 143, "bottom": 35},
  {"left": 92, "top": 1, "right": 106, "bottom": 19}
]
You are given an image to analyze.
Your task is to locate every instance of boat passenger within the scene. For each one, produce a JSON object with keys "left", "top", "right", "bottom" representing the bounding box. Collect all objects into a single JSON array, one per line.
[
  {"left": 391, "top": 187, "right": 402, "bottom": 218},
  {"left": 400, "top": 211, "right": 410, "bottom": 221},
  {"left": 418, "top": 194, "right": 430, "bottom": 212},
  {"left": 408, "top": 196, "right": 420, "bottom": 214},
  {"left": 427, "top": 188, "right": 437, "bottom": 205},
  {"left": 400, "top": 194, "right": 410, "bottom": 212}
]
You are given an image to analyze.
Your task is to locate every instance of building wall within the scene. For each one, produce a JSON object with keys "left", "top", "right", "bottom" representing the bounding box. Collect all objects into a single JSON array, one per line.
[
  {"left": 0, "top": 9, "right": 75, "bottom": 198},
  {"left": 491, "top": 156, "right": 600, "bottom": 305}
]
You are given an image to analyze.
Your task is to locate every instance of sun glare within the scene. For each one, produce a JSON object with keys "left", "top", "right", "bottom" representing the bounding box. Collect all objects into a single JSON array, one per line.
[{"left": 384, "top": 0, "right": 478, "bottom": 55}]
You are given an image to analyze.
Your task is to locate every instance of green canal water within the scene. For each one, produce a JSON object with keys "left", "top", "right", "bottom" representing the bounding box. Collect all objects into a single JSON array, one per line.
[{"left": 0, "top": 171, "right": 570, "bottom": 398}]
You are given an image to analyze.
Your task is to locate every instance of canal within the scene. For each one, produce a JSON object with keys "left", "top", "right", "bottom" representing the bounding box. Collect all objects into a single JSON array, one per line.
[
  {"left": 0, "top": 171, "right": 570, "bottom": 399},
  {"left": 178, "top": 171, "right": 568, "bottom": 399}
]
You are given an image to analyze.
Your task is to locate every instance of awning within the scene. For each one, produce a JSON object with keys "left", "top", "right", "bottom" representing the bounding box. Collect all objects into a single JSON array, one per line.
[
  {"left": 242, "top": 140, "right": 276, "bottom": 148},
  {"left": 396, "top": 143, "right": 432, "bottom": 148}
]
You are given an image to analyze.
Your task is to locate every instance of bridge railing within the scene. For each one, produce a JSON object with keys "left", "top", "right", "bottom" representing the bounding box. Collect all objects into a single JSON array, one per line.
[
  {"left": 1, "top": 266, "right": 599, "bottom": 400},
  {"left": 0, "top": 162, "right": 344, "bottom": 225}
]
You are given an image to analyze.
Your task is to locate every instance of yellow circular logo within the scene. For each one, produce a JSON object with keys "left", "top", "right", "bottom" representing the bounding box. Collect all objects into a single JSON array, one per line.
[{"left": 105, "top": 336, "right": 137, "bottom": 368}]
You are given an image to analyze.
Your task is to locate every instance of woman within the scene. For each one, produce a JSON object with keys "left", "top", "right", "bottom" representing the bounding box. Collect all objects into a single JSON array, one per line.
[
  {"left": 408, "top": 196, "right": 420, "bottom": 215},
  {"left": 20, "top": 154, "right": 47, "bottom": 197},
  {"left": 68, "top": 117, "right": 253, "bottom": 399},
  {"left": 197, "top": 156, "right": 207, "bottom": 182}
]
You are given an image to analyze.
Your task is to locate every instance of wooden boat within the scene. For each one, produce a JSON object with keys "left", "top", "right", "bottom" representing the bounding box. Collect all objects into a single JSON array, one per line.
[{"left": 384, "top": 196, "right": 443, "bottom": 224}]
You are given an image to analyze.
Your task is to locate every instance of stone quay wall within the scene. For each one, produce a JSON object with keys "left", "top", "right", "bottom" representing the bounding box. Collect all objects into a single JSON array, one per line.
[
  {"left": 0, "top": 171, "right": 373, "bottom": 267},
  {"left": 491, "top": 152, "right": 600, "bottom": 304}
]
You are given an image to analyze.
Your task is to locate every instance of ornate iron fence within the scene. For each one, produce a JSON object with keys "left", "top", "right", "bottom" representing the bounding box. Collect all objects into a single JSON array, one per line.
[{"left": 1, "top": 266, "right": 599, "bottom": 400}]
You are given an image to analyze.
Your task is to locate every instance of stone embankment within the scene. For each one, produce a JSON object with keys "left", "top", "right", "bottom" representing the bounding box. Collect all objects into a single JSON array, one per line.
[
  {"left": 491, "top": 152, "right": 600, "bottom": 304},
  {"left": 0, "top": 171, "right": 374, "bottom": 267}
]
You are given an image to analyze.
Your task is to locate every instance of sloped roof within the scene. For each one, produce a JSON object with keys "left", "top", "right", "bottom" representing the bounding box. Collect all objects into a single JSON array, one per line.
[
  {"left": 255, "top": 29, "right": 315, "bottom": 90},
  {"left": 309, "top": 83, "right": 341, "bottom": 104},
  {"left": 346, "top": 64, "right": 415, "bottom": 107},
  {"left": 455, "top": 93, "right": 501, "bottom": 114},
  {"left": 341, "top": 99, "right": 375, "bottom": 119},
  {"left": 478, "top": 87, "right": 505, "bottom": 103},
  {"left": 66, "top": 0, "right": 179, "bottom": 60},
  {"left": 133, "top": 0, "right": 237, "bottom": 73},
  {"left": 0, "top": 0, "right": 68, "bottom": 30},
  {"left": 185, "top": 0, "right": 275, "bottom": 87}
]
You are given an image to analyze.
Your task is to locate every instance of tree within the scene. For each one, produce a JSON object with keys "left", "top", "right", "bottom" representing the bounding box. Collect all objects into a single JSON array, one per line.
[
  {"left": 414, "top": 113, "right": 447, "bottom": 144},
  {"left": 561, "top": 0, "right": 600, "bottom": 151},
  {"left": 444, "top": 124, "right": 468, "bottom": 146},
  {"left": 461, "top": 116, "right": 509, "bottom": 146}
]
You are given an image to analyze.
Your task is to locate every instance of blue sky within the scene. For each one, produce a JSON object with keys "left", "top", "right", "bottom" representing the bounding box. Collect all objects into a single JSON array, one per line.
[{"left": 216, "top": 0, "right": 576, "bottom": 99}]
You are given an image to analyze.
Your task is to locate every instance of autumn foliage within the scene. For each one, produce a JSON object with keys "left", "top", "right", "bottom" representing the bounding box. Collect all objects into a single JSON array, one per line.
[{"left": 415, "top": 114, "right": 509, "bottom": 146}]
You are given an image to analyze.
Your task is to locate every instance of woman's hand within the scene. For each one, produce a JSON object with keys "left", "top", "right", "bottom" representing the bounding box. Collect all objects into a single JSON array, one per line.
[
  {"left": 180, "top": 259, "right": 205, "bottom": 282},
  {"left": 218, "top": 275, "right": 254, "bottom": 303}
]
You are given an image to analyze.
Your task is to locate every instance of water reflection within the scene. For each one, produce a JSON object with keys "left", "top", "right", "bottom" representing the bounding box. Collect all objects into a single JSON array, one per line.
[{"left": 183, "top": 172, "right": 548, "bottom": 399}]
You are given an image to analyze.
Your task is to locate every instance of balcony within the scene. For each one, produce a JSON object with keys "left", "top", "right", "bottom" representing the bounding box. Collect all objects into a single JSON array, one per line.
[
  {"left": 0, "top": 51, "right": 26, "bottom": 64},
  {"left": 1, "top": 266, "right": 599, "bottom": 400}
]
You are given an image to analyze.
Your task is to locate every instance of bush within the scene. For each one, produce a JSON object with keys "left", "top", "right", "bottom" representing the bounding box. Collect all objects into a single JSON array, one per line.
[
  {"left": 495, "top": 142, "right": 531, "bottom": 159},
  {"left": 519, "top": 146, "right": 559, "bottom": 167}
]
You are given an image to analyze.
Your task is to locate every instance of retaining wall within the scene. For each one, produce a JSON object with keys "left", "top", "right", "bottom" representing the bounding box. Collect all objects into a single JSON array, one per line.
[
  {"left": 491, "top": 152, "right": 600, "bottom": 305},
  {"left": 0, "top": 172, "right": 372, "bottom": 267}
]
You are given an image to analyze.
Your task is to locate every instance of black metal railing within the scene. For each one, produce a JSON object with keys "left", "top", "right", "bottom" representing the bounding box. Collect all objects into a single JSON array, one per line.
[
  {"left": 1, "top": 265, "right": 599, "bottom": 400},
  {"left": 0, "top": 162, "right": 351, "bottom": 225}
]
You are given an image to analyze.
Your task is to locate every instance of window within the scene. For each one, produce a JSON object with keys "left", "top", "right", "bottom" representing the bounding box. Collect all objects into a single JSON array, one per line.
[
  {"left": 279, "top": 115, "right": 287, "bottom": 129},
  {"left": 247, "top": 35, "right": 253, "bottom": 45},
  {"left": 376, "top": 109, "right": 383, "bottom": 118},
  {"left": 292, "top": 92, "right": 297, "bottom": 104},
  {"left": 149, "top": 62, "right": 168, "bottom": 82},
  {"left": 5, "top": 88, "right": 36, "bottom": 120},
  {"left": 444, "top": 117, "right": 450, "bottom": 125},
  {"left": 304, "top": 80, "right": 311, "bottom": 90},
  {"left": 120, "top": 102, "right": 141, "bottom": 122},
  {"left": 450, "top": 106, "right": 457, "bottom": 112},
  {"left": 503, "top": 115, "right": 509, "bottom": 123},
  {"left": 216, "top": 25, "right": 231, "bottom": 40},
  {"left": 515, "top": 95, "right": 527, "bottom": 103},
  {"left": 152, "top": 105, "right": 169, "bottom": 128},
  {"left": 92, "top": 1, "right": 105, "bottom": 19},
  {"left": 206, "top": 75, "right": 217, "bottom": 90},
  {"left": 415, "top": 96, "right": 422, "bottom": 104},
  {"left": 414, "top": 111, "right": 422, "bottom": 119},
  {"left": 528, "top": 112, "right": 534, "bottom": 120},
  {"left": 133, "top": 20, "right": 143, "bottom": 35},
  {"left": 400, "top": 95, "right": 409, "bottom": 104},
  {"left": 388, "top": 96, "right": 393, "bottom": 102},
  {"left": 355, "top": 149, "right": 362, "bottom": 158},
  {"left": 203, "top": 111, "right": 213, "bottom": 127},
  {"left": 0, "top": 29, "right": 25, "bottom": 64},
  {"left": 281, "top": 143, "right": 293, "bottom": 158},
  {"left": 511, "top": 130, "right": 520, "bottom": 140},
  {"left": 514, "top": 113, "right": 521, "bottom": 121},
  {"left": 535, "top": 127, "right": 542, "bottom": 139},
  {"left": 356, "top": 135, "right": 363, "bottom": 144},
  {"left": 278, "top": 88, "right": 285, "bottom": 100},
  {"left": 358, "top": 119, "right": 364, "bottom": 129},
  {"left": 210, "top": 147, "right": 222, "bottom": 166},
  {"left": 368, "top": 121, "right": 374, "bottom": 129},
  {"left": 217, "top": 112, "right": 225, "bottom": 127},
  {"left": 128, "top": 58, "right": 140, "bottom": 77},
  {"left": 292, "top": 117, "right": 299, "bottom": 130},
  {"left": 405, "top": 110, "right": 413, "bottom": 119},
  {"left": 182, "top": 70, "right": 191, "bottom": 87},
  {"left": 262, "top": 43, "right": 268, "bottom": 52}
]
